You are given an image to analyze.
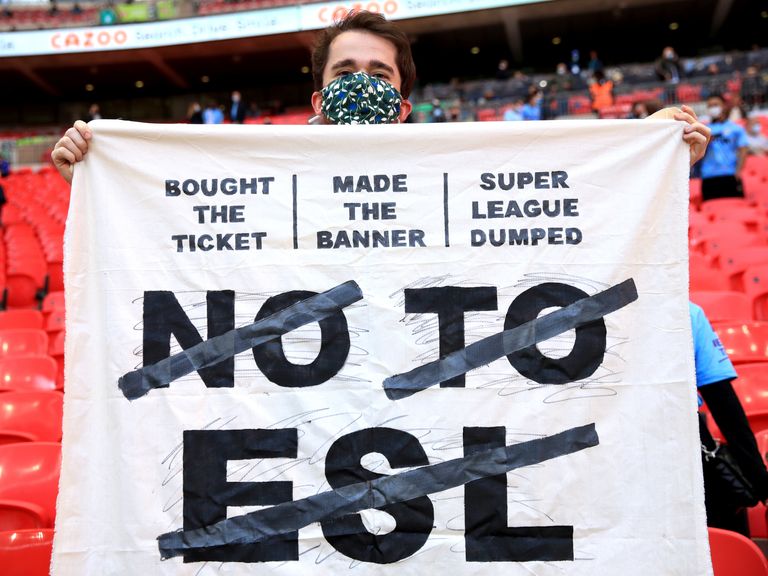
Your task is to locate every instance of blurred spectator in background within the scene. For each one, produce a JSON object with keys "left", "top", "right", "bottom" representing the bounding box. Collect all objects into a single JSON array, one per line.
[
  {"left": 496, "top": 59, "right": 511, "bottom": 81},
  {"left": 741, "top": 66, "right": 766, "bottom": 110},
  {"left": 702, "top": 62, "right": 722, "bottom": 99},
  {"left": 72, "top": 2, "right": 82, "bottom": 15},
  {"left": 699, "top": 93, "right": 748, "bottom": 200},
  {"left": 552, "top": 62, "right": 573, "bottom": 92},
  {"left": 187, "top": 102, "right": 203, "bottom": 124},
  {"left": 2, "top": 0, "right": 12, "bottom": 18},
  {"left": 229, "top": 90, "right": 246, "bottom": 124},
  {"left": 521, "top": 92, "right": 542, "bottom": 121},
  {"left": 727, "top": 93, "right": 748, "bottom": 122},
  {"left": 589, "top": 69, "right": 614, "bottom": 113},
  {"left": 0, "top": 154, "right": 9, "bottom": 178},
  {"left": 87, "top": 104, "right": 101, "bottom": 121},
  {"left": 631, "top": 99, "right": 663, "bottom": 119},
  {"left": 746, "top": 117, "right": 768, "bottom": 155},
  {"left": 587, "top": 50, "right": 603, "bottom": 75},
  {"left": 430, "top": 99, "right": 446, "bottom": 123},
  {"left": 247, "top": 101, "right": 261, "bottom": 120},
  {"left": 655, "top": 46, "right": 683, "bottom": 83},
  {"left": 203, "top": 101, "right": 224, "bottom": 124},
  {"left": 502, "top": 99, "right": 523, "bottom": 121},
  {"left": 0, "top": 179, "right": 6, "bottom": 222}
]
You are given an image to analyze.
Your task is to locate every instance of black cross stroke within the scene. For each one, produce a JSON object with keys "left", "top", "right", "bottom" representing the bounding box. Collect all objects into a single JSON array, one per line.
[
  {"left": 157, "top": 423, "right": 599, "bottom": 559},
  {"left": 118, "top": 280, "right": 364, "bottom": 400},
  {"left": 383, "top": 278, "right": 638, "bottom": 400}
]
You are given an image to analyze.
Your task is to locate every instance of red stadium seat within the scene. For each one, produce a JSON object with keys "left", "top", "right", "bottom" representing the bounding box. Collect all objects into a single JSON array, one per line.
[
  {"left": 0, "top": 443, "right": 61, "bottom": 528},
  {"left": 690, "top": 291, "right": 753, "bottom": 323},
  {"left": 705, "top": 234, "right": 764, "bottom": 269},
  {"left": 743, "top": 265, "right": 768, "bottom": 321},
  {"left": 735, "top": 377, "right": 768, "bottom": 434},
  {"left": 708, "top": 527, "right": 768, "bottom": 576},
  {"left": 690, "top": 253, "right": 730, "bottom": 291},
  {"left": 0, "top": 391, "right": 63, "bottom": 442},
  {"left": 689, "top": 178, "right": 702, "bottom": 207},
  {"left": 0, "top": 330, "right": 49, "bottom": 359},
  {"left": 0, "top": 502, "right": 47, "bottom": 531},
  {"left": 676, "top": 83, "right": 702, "bottom": 103},
  {"left": 720, "top": 247, "right": 768, "bottom": 290},
  {"left": 43, "top": 308, "right": 65, "bottom": 333},
  {"left": 567, "top": 95, "right": 592, "bottom": 115},
  {"left": 700, "top": 197, "right": 755, "bottom": 215},
  {"left": 0, "top": 528, "right": 55, "bottom": 576},
  {"left": 688, "top": 222, "right": 757, "bottom": 263},
  {"left": 0, "top": 357, "right": 58, "bottom": 392},
  {"left": 42, "top": 291, "right": 64, "bottom": 313},
  {"left": 714, "top": 322, "right": 768, "bottom": 364},
  {"left": 0, "top": 310, "right": 44, "bottom": 330},
  {"left": 748, "top": 429, "right": 768, "bottom": 537}
]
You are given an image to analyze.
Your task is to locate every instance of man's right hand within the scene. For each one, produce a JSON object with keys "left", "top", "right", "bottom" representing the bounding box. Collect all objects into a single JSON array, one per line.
[{"left": 51, "top": 120, "right": 92, "bottom": 184}]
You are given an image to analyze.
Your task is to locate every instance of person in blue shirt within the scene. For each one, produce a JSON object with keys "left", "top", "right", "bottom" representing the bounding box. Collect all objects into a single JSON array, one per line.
[
  {"left": 699, "top": 93, "right": 749, "bottom": 201},
  {"left": 692, "top": 302, "right": 768, "bottom": 535},
  {"left": 521, "top": 92, "right": 542, "bottom": 121}
]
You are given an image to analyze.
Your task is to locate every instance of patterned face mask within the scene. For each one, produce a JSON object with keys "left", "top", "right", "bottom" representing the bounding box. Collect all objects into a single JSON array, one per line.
[{"left": 320, "top": 71, "right": 403, "bottom": 124}]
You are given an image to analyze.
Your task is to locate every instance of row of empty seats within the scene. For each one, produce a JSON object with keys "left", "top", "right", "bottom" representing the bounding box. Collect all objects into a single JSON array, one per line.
[
  {"left": 1, "top": 166, "right": 68, "bottom": 309},
  {"left": 0, "top": 276, "right": 65, "bottom": 571}
]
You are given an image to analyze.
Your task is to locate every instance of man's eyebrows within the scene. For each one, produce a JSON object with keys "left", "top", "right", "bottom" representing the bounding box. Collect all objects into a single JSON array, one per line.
[
  {"left": 370, "top": 60, "right": 395, "bottom": 73},
  {"left": 329, "top": 58, "right": 395, "bottom": 73},
  {"left": 330, "top": 58, "right": 357, "bottom": 70}
]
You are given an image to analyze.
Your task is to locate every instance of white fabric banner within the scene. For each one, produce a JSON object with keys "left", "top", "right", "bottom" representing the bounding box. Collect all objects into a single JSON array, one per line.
[{"left": 54, "top": 119, "right": 710, "bottom": 575}]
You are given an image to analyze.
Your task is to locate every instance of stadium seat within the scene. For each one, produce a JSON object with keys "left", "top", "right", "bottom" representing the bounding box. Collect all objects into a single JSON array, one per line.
[
  {"left": 748, "top": 429, "right": 768, "bottom": 538},
  {"left": 0, "top": 330, "right": 49, "bottom": 359},
  {"left": 735, "top": 378, "right": 768, "bottom": 434},
  {"left": 743, "top": 265, "right": 768, "bottom": 321},
  {"left": 689, "top": 178, "right": 703, "bottom": 207},
  {"left": 0, "top": 528, "right": 55, "bottom": 576},
  {"left": 690, "top": 253, "right": 730, "bottom": 291},
  {"left": 42, "top": 291, "right": 64, "bottom": 313},
  {"left": 0, "top": 391, "right": 63, "bottom": 442},
  {"left": 0, "top": 357, "right": 57, "bottom": 392},
  {"left": 0, "top": 310, "right": 44, "bottom": 330},
  {"left": 0, "top": 502, "right": 47, "bottom": 531},
  {"left": 714, "top": 322, "right": 768, "bottom": 364},
  {"left": 708, "top": 527, "right": 768, "bottom": 575},
  {"left": 688, "top": 222, "right": 756, "bottom": 262},
  {"left": 720, "top": 247, "right": 768, "bottom": 290},
  {"left": 0, "top": 443, "right": 61, "bottom": 528},
  {"left": 690, "top": 291, "right": 753, "bottom": 323},
  {"left": 703, "top": 233, "right": 764, "bottom": 269},
  {"left": 700, "top": 197, "right": 756, "bottom": 215},
  {"left": 43, "top": 308, "right": 65, "bottom": 333}
]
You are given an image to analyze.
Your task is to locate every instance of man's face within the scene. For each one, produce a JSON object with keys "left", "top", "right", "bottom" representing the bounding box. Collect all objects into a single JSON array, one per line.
[
  {"left": 311, "top": 30, "right": 412, "bottom": 123},
  {"left": 707, "top": 97, "right": 725, "bottom": 119}
]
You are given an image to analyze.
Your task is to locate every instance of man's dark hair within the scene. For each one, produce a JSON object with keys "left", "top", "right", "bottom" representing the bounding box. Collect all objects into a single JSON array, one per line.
[
  {"left": 311, "top": 10, "right": 416, "bottom": 98},
  {"left": 707, "top": 93, "right": 724, "bottom": 102}
]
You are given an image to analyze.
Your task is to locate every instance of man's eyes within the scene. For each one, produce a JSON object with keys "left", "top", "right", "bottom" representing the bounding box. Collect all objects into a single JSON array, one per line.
[{"left": 335, "top": 70, "right": 390, "bottom": 80}]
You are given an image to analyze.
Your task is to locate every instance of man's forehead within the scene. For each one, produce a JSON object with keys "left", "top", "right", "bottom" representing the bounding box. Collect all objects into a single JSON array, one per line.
[{"left": 327, "top": 31, "right": 398, "bottom": 65}]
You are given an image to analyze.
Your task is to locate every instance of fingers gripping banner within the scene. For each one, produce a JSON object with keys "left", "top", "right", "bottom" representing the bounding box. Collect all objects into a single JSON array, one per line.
[{"left": 54, "top": 120, "right": 710, "bottom": 575}]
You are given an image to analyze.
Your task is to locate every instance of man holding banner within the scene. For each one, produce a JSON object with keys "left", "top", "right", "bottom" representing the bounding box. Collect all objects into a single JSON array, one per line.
[{"left": 49, "top": 10, "right": 723, "bottom": 576}]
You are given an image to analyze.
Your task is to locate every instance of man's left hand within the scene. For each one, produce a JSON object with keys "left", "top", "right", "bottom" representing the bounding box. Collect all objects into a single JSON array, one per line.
[{"left": 675, "top": 105, "right": 711, "bottom": 167}]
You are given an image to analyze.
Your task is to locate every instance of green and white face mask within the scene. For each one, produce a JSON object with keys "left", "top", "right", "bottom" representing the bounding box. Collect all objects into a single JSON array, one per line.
[{"left": 320, "top": 71, "right": 403, "bottom": 125}]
